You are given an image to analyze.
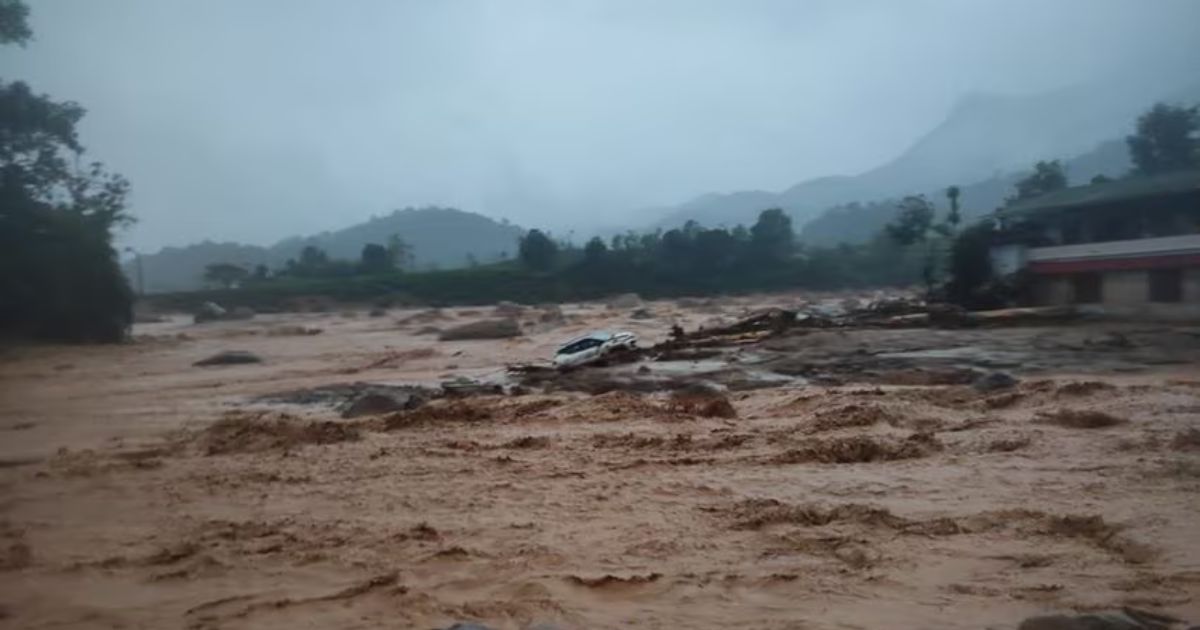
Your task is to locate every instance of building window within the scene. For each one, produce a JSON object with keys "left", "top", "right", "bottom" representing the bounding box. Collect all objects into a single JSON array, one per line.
[
  {"left": 1149, "top": 268, "right": 1183, "bottom": 303},
  {"left": 1071, "top": 273, "right": 1102, "bottom": 304}
]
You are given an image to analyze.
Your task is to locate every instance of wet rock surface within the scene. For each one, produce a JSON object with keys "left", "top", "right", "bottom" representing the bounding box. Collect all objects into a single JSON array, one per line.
[{"left": 193, "top": 350, "right": 262, "bottom": 366}]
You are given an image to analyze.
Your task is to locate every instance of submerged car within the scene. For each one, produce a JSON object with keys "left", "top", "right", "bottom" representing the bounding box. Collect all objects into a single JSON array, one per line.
[{"left": 554, "top": 331, "right": 638, "bottom": 368}]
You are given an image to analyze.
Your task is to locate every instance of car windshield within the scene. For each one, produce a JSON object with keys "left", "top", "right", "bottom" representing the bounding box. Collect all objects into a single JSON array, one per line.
[{"left": 557, "top": 338, "right": 604, "bottom": 355}]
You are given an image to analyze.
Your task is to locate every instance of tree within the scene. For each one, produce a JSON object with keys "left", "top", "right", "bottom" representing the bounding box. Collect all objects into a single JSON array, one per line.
[
  {"left": 203, "top": 263, "right": 248, "bottom": 289},
  {"left": 252, "top": 264, "right": 269, "bottom": 280},
  {"left": 0, "top": 0, "right": 31, "bottom": 45},
  {"left": 943, "top": 221, "right": 1006, "bottom": 310},
  {"left": 518, "top": 229, "right": 558, "bottom": 271},
  {"left": 885, "top": 196, "right": 935, "bottom": 246},
  {"left": 944, "top": 186, "right": 961, "bottom": 231},
  {"left": 387, "top": 234, "right": 414, "bottom": 270},
  {"left": 693, "top": 228, "right": 738, "bottom": 271},
  {"left": 749, "top": 208, "right": 793, "bottom": 262},
  {"left": 1090, "top": 174, "right": 1114, "bottom": 185},
  {"left": 1, "top": 19, "right": 136, "bottom": 343},
  {"left": 299, "top": 245, "right": 328, "bottom": 268},
  {"left": 884, "top": 195, "right": 946, "bottom": 292},
  {"left": 1126, "top": 103, "right": 1200, "bottom": 175},
  {"left": 359, "top": 243, "right": 393, "bottom": 274},
  {"left": 1011, "top": 160, "right": 1067, "bottom": 202},
  {"left": 583, "top": 236, "right": 608, "bottom": 263}
]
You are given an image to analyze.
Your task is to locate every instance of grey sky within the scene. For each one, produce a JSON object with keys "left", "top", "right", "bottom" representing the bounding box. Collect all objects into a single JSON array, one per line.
[{"left": 4, "top": 0, "right": 1199, "bottom": 251}]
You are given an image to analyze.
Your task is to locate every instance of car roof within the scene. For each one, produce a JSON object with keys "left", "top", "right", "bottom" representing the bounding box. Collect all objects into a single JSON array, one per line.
[
  {"left": 559, "top": 331, "right": 613, "bottom": 347},
  {"left": 558, "top": 330, "right": 637, "bottom": 349}
]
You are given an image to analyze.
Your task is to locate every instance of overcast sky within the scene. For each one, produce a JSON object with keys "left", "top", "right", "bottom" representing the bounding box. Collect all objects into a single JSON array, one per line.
[{"left": 4, "top": 0, "right": 1199, "bottom": 251}]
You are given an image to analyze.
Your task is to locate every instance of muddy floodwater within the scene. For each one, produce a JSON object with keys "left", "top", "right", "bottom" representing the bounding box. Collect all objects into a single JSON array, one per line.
[{"left": 1, "top": 296, "right": 1199, "bottom": 629}]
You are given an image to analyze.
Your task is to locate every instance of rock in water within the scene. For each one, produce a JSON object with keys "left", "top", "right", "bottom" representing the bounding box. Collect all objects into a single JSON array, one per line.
[
  {"left": 630, "top": 307, "right": 655, "bottom": 319},
  {"left": 193, "top": 351, "right": 262, "bottom": 367},
  {"left": 193, "top": 301, "right": 227, "bottom": 323},
  {"left": 340, "top": 391, "right": 424, "bottom": 418},
  {"left": 972, "top": 371, "right": 1018, "bottom": 392},
  {"left": 438, "top": 318, "right": 522, "bottom": 341}
]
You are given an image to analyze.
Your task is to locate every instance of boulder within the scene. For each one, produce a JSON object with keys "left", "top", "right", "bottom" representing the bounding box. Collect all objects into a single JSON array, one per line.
[
  {"left": 438, "top": 318, "right": 522, "bottom": 341},
  {"left": 606, "top": 293, "right": 642, "bottom": 309},
  {"left": 193, "top": 350, "right": 262, "bottom": 367},
  {"left": 340, "top": 391, "right": 424, "bottom": 418},
  {"left": 193, "top": 301, "right": 227, "bottom": 323}
]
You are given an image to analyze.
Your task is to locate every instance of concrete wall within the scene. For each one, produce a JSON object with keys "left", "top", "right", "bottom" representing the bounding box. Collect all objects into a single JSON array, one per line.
[
  {"left": 1030, "top": 266, "right": 1200, "bottom": 320},
  {"left": 1186, "top": 268, "right": 1200, "bottom": 303},
  {"left": 1030, "top": 267, "right": 1200, "bottom": 312},
  {"left": 1103, "top": 270, "right": 1147, "bottom": 305},
  {"left": 1031, "top": 276, "right": 1072, "bottom": 306}
]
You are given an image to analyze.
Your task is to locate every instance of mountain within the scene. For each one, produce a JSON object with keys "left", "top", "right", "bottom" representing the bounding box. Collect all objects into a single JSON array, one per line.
[
  {"left": 653, "top": 79, "right": 1199, "bottom": 232},
  {"left": 129, "top": 207, "right": 524, "bottom": 293},
  {"left": 797, "top": 139, "right": 1130, "bottom": 245}
]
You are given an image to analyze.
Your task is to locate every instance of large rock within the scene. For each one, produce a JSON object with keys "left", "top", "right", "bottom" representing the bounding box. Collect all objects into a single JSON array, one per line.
[
  {"left": 193, "top": 301, "right": 227, "bottom": 323},
  {"left": 438, "top": 318, "right": 522, "bottom": 341},
  {"left": 193, "top": 350, "right": 262, "bottom": 367},
  {"left": 340, "top": 391, "right": 424, "bottom": 418}
]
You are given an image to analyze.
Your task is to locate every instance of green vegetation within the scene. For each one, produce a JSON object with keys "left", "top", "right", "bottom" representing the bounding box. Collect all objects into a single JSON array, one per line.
[
  {"left": 1, "top": 0, "right": 135, "bottom": 341},
  {"left": 153, "top": 208, "right": 933, "bottom": 311},
  {"left": 165, "top": 101, "right": 1197, "bottom": 314},
  {"left": 1127, "top": 103, "right": 1200, "bottom": 175}
]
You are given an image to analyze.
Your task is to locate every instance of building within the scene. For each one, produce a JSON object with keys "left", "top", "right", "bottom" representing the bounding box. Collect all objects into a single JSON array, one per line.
[{"left": 990, "top": 170, "right": 1200, "bottom": 316}]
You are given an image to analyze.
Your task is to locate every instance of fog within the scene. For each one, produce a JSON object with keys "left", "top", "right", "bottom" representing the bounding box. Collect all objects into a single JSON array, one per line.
[{"left": 3, "top": 0, "right": 1198, "bottom": 251}]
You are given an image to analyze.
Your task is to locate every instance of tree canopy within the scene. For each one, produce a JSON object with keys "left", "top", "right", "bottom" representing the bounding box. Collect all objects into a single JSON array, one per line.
[
  {"left": 203, "top": 263, "right": 248, "bottom": 289},
  {"left": 0, "top": 0, "right": 31, "bottom": 46},
  {"left": 359, "top": 243, "right": 394, "bottom": 274},
  {"left": 518, "top": 229, "right": 558, "bottom": 271},
  {"left": 1126, "top": 103, "right": 1200, "bottom": 175},
  {"left": 1011, "top": 160, "right": 1067, "bottom": 202},
  {"left": 1, "top": 26, "right": 135, "bottom": 343}
]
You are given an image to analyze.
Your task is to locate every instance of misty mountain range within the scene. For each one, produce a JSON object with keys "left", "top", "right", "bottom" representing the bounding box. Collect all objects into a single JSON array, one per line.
[
  {"left": 130, "top": 80, "right": 1197, "bottom": 293},
  {"left": 654, "top": 80, "right": 1199, "bottom": 232},
  {"left": 130, "top": 208, "right": 523, "bottom": 293}
]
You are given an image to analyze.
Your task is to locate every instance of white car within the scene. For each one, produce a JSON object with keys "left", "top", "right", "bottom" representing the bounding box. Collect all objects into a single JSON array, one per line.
[{"left": 554, "top": 331, "right": 638, "bottom": 368}]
